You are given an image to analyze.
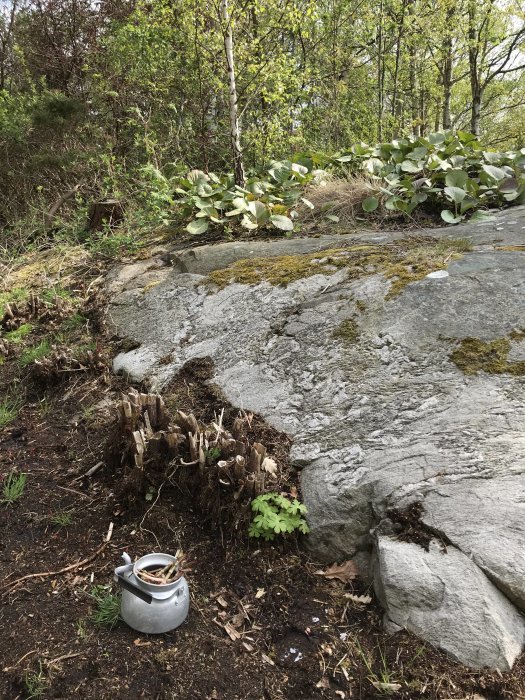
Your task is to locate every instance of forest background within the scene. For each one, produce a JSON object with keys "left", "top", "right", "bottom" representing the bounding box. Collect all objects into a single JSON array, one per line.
[{"left": 0, "top": 0, "right": 524, "bottom": 248}]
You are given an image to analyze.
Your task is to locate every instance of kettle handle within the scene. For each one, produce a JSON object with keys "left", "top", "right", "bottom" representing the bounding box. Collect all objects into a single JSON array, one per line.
[{"left": 115, "top": 574, "right": 153, "bottom": 604}]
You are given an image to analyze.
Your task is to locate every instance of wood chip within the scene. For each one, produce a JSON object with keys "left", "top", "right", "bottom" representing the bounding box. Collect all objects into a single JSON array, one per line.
[
  {"left": 255, "top": 587, "right": 266, "bottom": 599},
  {"left": 223, "top": 623, "right": 241, "bottom": 641},
  {"left": 242, "top": 642, "right": 254, "bottom": 653},
  {"left": 261, "top": 653, "right": 275, "bottom": 666},
  {"left": 216, "top": 595, "right": 229, "bottom": 609}
]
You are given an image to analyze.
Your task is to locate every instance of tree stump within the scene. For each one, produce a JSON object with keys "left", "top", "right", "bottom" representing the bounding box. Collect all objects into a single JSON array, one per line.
[{"left": 87, "top": 200, "right": 124, "bottom": 231}]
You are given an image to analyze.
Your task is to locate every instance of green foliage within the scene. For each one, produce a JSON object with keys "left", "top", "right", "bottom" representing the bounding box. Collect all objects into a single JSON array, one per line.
[
  {"left": 49, "top": 511, "right": 73, "bottom": 528},
  {"left": 249, "top": 492, "right": 310, "bottom": 540},
  {"left": 0, "top": 396, "right": 21, "bottom": 427},
  {"left": 89, "top": 585, "right": 121, "bottom": 628},
  {"left": 4, "top": 323, "right": 33, "bottom": 343},
  {"left": 331, "top": 131, "right": 525, "bottom": 224},
  {"left": 23, "top": 661, "right": 48, "bottom": 700},
  {"left": 19, "top": 339, "right": 52, "bottom": 368},
  {"left": 0, "top": 288, "right": 30, "bottom": 315},
  {"left": 1, "top": 470, "right": 27, "bottom": 505},
  {"left": 174, "top": 161, "right": 320, "bottom": 234}
]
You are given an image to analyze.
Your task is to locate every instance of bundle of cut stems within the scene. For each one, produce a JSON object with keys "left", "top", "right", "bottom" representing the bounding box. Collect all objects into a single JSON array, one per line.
[{"left": 136, "top": 554, "right": 185, "bottom": 585}]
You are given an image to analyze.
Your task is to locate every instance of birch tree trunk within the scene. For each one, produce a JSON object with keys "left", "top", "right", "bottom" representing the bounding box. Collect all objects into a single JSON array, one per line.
[{"left": 220, "top": 0, "right": 246, "bottom": 186}]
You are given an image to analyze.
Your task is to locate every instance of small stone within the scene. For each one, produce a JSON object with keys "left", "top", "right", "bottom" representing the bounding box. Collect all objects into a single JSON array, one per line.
[{"left": 426, "top": 269, "right": 449, "bottom": 279}]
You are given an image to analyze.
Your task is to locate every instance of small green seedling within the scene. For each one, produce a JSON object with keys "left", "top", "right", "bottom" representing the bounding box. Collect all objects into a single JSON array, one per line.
[
  {"left": 249, "top": 492, "right": 310, "bottom": 541},
  {"left": 23, "top": 661, "right": 48, "bottom": 699},
  {"left": 89, "top": 585, "right": 121, "bottom": 628},
  {"left": 1, "top": 471, "right": 27, "bottom": 505},
  {"left": 49, "top": 511, "right": 73, "bottom": 528},
  {"left": 0, "top": 396, "right": 21, "bottom": 427}
]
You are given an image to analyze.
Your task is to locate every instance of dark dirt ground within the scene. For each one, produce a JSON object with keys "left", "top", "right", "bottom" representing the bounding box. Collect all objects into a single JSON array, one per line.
[{"left": 1, "top": 244, "right": 525, "bottom": 700}]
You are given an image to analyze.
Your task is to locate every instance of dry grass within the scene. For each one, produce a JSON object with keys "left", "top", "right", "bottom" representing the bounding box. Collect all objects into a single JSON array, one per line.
[{"left": 298, "top": 174, "right": 382, "bottom": 227}]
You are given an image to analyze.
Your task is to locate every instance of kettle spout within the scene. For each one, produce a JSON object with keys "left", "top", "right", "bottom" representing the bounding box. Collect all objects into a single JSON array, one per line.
[{"left": 121, "top": 552, "right": 132, "bottom": 565}]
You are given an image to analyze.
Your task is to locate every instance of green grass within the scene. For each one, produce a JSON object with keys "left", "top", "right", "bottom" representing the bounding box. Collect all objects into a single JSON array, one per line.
[
  {"left": 0, "top": 287, "right": 29, "bottom": 314},
  {"left": 1, "top": 471, "right": 27, "bottom": 505},
  {"left": 0, "top": 395, "right": 22, "bottom": 427},
  {"left": 19, "top": 339, "right": 51, "bottom": 367},
  {"left": 4, "top": 323, "right": 33, "bottom": 343},
  {"left": 60, "top": 313, "right": 86, "bottom": 334},
  {"left": 89, "top": 585, "right": 121, "bottom": 628},
  {"left": 49, "top": 511, "right": 73, "bottom": 528},
  {"left": 41, "top": 286, "right": 73, "bottom": 305},
  {"left": 23, "top": 662, "right": 48, "bottom": 699}
]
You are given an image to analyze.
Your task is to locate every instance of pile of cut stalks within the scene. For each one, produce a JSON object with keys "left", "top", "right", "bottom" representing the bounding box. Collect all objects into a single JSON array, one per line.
[{"left": 136, "top": 552, "right": 185, "bottom": 585}]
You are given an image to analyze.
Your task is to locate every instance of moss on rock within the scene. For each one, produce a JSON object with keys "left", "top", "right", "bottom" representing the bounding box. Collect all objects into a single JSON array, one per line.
[
  {"left": 207, "top": 238, "right": 468, "bottom": 298},
  {"left": 333, "top": 319, "right": 359, "bottom": 343},
  {"left": 450, "top": 334, "right": 525, "bottom": 376}
]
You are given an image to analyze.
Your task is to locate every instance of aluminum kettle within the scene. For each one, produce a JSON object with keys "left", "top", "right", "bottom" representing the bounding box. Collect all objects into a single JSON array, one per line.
[{"left": 114, "top": 552, "right": 189, "bottom": 634}]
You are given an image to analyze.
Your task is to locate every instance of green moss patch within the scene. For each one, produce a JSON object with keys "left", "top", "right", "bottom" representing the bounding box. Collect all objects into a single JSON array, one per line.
[
  {"left": 208, "top": 238, "right": 469, "bottom": 298},
  {"left": 333, "top": 319, "right": 359, "bottom": 343},
  {"left": 450, "top": 334, "right": 525, "bottom": 376}
]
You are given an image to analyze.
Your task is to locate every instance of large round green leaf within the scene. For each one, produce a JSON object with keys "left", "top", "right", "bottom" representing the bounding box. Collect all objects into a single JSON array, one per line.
[
  {"left": 482, "top": 164, "right": 506, "bottom": 181},
  {"left": 440, "top": 209, "right": 463, "bottom": 224},
  {"left": 270, "top": 214, "right": 294, "bottom": 231},
  {"left": 445, "top": 170, "right": 468, "bottom": 188},
  {"left": 362, "top": 196, "right": 379, "bottom": 212},
  {"left": 185, "top": 219, "right": 209, "bottom": 235},
  {"left": 400, "top": 160, "right": 422, "bottom": 173},
  {"left": 444, "top": 186, "right": 466, "bottom": 204}
]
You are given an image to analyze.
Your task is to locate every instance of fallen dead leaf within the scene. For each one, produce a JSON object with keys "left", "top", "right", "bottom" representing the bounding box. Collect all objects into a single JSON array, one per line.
[
  {"left": 343, "top": 593, "right": 372, "bottom": 605},
  {"left": 216, "top": 595, "right": 228, "bottom": 609},
  {"left": 315, "top": 560, "right": 358, "bottom": 583},
  {"left": 261, "top": 457, "right": 277, "bottom": 475},
  {"left": 255, "top": 587, "right": 266, "bottom": 599},
  {"left": 133, "top": 639, "right": 152, "bottom": 647},
  {"left": 315, "top": 677, "right": 330, "bottom": 689},
  {"left": 372, "top": 681, "right": 401, "bottom": 692}
]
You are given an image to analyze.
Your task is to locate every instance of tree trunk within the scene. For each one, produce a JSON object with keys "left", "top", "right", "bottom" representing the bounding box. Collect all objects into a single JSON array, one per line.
[
  {"left": 220, "top": 0, "right": 245, "bottom": 186},
  {"left": 441, "top": 36, "right": 453, "bottom": 129},
  {"left": 407, "top": 0, "right": 419, "bottom": 136},
  {"left": 470, "top": 89, "right": 482, "bottom": 136},
  {"left": 468, "top": 0, "right": 481, "bottom": 136},
  {"left": 376, "top": 0, "right": 384, "bottom": 140},
  {"left": 391, "top": 0, "right": 407, "bottom": 137}
]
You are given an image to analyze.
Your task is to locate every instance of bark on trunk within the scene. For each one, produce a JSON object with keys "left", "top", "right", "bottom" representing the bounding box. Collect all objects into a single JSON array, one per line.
[
  {"left": 442, "top": 38, "right": 453, "bottom": 129},
  {"left": 468, "top": 0, "right": 481, "bottom": 136},
  {"left": 220, "top": 0, "right": 245, "bottom": 187}
]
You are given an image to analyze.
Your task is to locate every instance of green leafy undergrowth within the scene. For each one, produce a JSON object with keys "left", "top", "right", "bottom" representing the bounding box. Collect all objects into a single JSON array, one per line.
[
  {"left": 329, "top": 130, "right": 525, "bottom": 224},
  {"left": 174, "top": 161, "right": 319, "bottom": 235},
  {"left": 174, "top": 132, "right": 525, "bottom": 236},
  {"left": 249, "top": 492, "right": 310, "bottom": 540}
]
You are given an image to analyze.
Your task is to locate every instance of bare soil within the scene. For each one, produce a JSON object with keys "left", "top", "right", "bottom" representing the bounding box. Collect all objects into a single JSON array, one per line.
[{"left": 1, "top": 253, "right": 524, "bottom": 700}]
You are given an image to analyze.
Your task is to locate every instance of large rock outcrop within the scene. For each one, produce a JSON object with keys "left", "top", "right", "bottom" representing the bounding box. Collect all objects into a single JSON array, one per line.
[{"left": 107, "top": 207, "right": 525, "bottom": 670}]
